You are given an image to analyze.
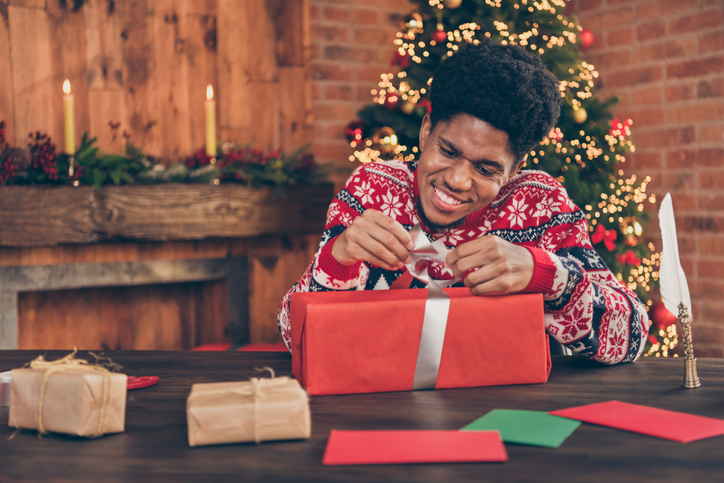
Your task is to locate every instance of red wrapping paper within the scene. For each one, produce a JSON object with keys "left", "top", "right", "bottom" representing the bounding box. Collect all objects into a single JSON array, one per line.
[{"left": 290, "top": 288, "right": 550, "bottom": 396}]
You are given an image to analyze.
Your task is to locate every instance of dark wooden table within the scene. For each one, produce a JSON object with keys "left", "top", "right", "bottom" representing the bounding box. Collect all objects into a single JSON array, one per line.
[{"left": 1, "top": 351, "right": 723, "bottom": 482}]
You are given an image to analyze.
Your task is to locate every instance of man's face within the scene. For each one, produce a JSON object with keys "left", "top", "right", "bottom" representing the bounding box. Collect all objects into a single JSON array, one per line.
[{"left": 416, "top": 113, "right": 521, "bottom": 230}]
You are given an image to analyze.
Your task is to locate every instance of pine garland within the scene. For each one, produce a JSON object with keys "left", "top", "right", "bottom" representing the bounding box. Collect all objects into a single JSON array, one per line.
[{"left": 0, "top": 122, "right": 326, "bottom": 191}]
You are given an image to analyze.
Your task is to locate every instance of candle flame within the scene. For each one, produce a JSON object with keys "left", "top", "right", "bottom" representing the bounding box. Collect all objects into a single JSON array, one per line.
[
  {"left": 63, "top": 79, "right": 71, "bottom": 95},
  {"left": 206, "top": 85, "right": 214, "bottom": 101}
]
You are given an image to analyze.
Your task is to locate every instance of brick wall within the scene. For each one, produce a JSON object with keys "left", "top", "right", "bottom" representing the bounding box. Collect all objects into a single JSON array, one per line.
[
  {"left": 309, "top": 0, "right": 724, "bottom": 356},
  {"left": 567, "top": 0, "right": 724, "bottom": 356},
  {"left": 309, "top": 0, "right": 413, "bottom": 187}
]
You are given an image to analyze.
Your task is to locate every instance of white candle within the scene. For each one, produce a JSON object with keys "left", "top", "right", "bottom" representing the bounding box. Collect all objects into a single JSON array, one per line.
[
  {"left": 62, "top": 79, "right": 75, "bottom": 155},
  {"left": 205, "top": 85, "right": 217, "bottom": 157}
]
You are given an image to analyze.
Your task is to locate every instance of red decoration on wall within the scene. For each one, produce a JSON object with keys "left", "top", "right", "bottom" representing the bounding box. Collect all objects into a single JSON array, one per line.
[
  {"left": 384, "top": 95, "right": 399, "bottom": 111},
  {"left": 417, "top": 98, "right": 432, "bottom": 114},
  {"left": 390, "top": 50, "right": 410, "bottom": 69},
  {"left": 579, "top": 28, "right": 595, "bottom": 49},
  {"left": 649, "top": 301, "right": 678, "bottom": 330},
  {"left": 0, "top": 121, "right": 17, "bottom": 185},
  {"left": 616, "top": 250, "right": 641, "bottom": 267},
  {"left": 345, "top": 120, "right": 365, "bottom": 143},
  {"left": 432, "top": 29, "right": 447, "bottom": 43},
  {"left": 591, "top": 224, "right": 617, "bottom": 251},
  {"left": 609, "top": 118, "right": 632, "bottom": 138}
]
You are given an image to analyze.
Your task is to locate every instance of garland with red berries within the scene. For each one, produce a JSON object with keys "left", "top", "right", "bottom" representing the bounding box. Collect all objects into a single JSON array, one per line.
[{"left": 0, "top": 121, "right": 325, "bottom": 190}]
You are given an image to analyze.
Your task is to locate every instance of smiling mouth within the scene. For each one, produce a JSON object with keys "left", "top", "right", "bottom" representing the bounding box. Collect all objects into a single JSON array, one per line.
[{"left": 431, "top": 184, "right": 468, "bottom": 211}]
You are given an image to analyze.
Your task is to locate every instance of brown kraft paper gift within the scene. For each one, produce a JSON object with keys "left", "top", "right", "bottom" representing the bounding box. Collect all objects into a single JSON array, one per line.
[
  {"left": 9, "top": 366, "right": 127, "bottom": 437},
  {"left": 186, "top": 375, "right": 311, "bottom": 447}
]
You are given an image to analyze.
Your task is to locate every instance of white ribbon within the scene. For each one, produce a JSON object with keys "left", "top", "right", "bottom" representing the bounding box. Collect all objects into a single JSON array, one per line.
[{"left": 406, "top": 225, "right": 460, "bottom": 390}]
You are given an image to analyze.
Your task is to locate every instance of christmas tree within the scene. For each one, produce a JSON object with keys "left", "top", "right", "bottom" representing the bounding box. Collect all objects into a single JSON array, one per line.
[{"left": 346, "top": 0, "right": 675, "bottom": 356}]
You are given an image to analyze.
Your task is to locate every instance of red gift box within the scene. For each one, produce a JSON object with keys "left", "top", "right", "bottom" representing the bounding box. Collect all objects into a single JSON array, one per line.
[{"left": 290, "top": 287, "right": 550, "bottom": 396}]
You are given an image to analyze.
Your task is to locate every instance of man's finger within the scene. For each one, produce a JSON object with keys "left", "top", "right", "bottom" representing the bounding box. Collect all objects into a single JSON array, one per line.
[
  {"left": 368, "top": 210, "right": 415, "bottom": 251},
  {"left": 447, "top": 237, "right": 491, "bottom": 270},
  {"left": 463, "top": 264, "right": 497, "bottom": 288},
  {"left": 357, "top": 246, "right": 404, "bottom": 271},
  {"left": 356, "top": 236, "right": 407, "bottom": 270},
  {"left": 368, "top": 228, "right": 412, "bottom": 266},
  {"left": 450, "top": 251, "right": 497, "bottom": 278},
  {"left": 468, "top": 278, "right": 511, "bottom": 296}
]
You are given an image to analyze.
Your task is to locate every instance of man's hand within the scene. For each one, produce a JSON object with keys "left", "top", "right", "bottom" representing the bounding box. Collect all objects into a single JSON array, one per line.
[
  {"left": 446, "top": 236, "right": 534, "bottom": 295},
  {"left": 331, "top": 209, "right": 414, "bottom": 271}
]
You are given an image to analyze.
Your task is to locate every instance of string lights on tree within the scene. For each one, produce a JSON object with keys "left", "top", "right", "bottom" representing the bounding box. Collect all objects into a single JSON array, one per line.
[{"left": 345, "top": 0, "right": 674, "bottom": 356}]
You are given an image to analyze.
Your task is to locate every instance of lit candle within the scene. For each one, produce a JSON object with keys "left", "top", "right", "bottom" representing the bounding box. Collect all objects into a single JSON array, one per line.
[
  {"left": 62, "top": 79, "right": 75, "bottom": 155},
  {"left": 205, "top": 85, "right": 217, "bottom": 157}
]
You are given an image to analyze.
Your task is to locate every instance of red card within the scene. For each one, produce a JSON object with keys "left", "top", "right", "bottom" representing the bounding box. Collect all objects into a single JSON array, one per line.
[
  {"left": 549, "top": 400, "right": 724, "bottom": 443},
  {"left": 322, "top": 430, "right": 508, "bottom": 465}
]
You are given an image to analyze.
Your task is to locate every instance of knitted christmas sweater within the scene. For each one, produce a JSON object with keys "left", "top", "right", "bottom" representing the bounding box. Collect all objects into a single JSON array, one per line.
[{"left": 278, "top": 160, "right": 649, "bottom": 364}]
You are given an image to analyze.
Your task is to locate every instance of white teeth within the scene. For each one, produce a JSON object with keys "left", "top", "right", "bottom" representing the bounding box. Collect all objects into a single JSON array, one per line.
[{"left": 434, "top": 186, "right": 461, "bottom": 205}]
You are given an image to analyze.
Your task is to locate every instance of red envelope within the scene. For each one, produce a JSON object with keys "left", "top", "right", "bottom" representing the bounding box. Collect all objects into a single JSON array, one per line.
[
  {"left": 549, "top": 400, "right": 724, "bottom": 443},
  {"left": 322, "top": 430, "right": 508, "bottom": 465},
  {"left": 290, "top": 288, "right": 550, "bottom": 396}
]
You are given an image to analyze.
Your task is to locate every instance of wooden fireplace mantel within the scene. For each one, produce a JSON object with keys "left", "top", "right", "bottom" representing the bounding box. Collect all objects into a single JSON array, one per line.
[
  {"left": 0, "top": 183, "right": 333, "bottom": 350},
  {"left": 0, "top": 183, "right": 333, "bottom": 247}
]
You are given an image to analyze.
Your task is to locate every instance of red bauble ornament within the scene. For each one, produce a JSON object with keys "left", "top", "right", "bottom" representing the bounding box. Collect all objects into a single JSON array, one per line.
[
  {"left": 609, "top": 117, "right": 632, "bottom": 138},
  {"left": 579, "top": 28, "right": 594, "bottom": 49},
  {"left": 432, "top": 29, "right": 447, "bottom": 43},
  {"left": 390, "top": 50, "right": 410, "bottom": 69},
  {"left": 591, "top": 224, "right": 617, "bottom": 252},
  {"left": 345, "top": 120, "right": 365, "bottom": 143},
  {"left": 616, "top": 250, "right": 641, "bottom": 267},
  {"left": 417, "top": 98, "right": 432, "bottom": 114},
  {"left": 649, "top": 301, "right": 678, "bottom": 330},
  {"left": 384, "top": 96, "right": 399, "bottom": 111}
]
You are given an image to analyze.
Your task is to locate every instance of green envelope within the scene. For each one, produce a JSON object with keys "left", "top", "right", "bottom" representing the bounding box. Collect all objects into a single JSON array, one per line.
[{"left": 461, "top": 409, "right": 580, "bottom": 448}]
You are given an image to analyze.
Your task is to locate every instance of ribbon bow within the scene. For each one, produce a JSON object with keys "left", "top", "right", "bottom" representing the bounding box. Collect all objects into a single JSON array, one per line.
[
  {"left": 616, "top": 250, "right": 641, "bottom": 267},
  {"left": 405, "top": 225, "right": 460, "bottom": 390},
  {"left": 591, "top": 224, "right": 617, "bottom": 251}
]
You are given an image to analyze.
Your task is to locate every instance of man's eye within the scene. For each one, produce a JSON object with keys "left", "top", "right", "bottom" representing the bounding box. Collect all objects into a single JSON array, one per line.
[
  {"left": 476, "top": 165, "right": 492, "bottom": 175},
  {"left": 441, "top": 147, "right": 456, "bottom": 157}
]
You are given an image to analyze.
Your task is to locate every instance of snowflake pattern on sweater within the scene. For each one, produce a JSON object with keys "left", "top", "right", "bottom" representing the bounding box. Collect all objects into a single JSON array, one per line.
[{"left": 278, "top": 160, "right": 649, "bottom": 365}]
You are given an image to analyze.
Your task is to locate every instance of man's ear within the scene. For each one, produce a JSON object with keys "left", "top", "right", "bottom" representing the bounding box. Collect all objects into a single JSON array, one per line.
[
  {"left": 419, "top": 114, "right": 432, "bottom": 152},
  {"left": 506, "top": 155, "right": 526, "bottom": 181}
]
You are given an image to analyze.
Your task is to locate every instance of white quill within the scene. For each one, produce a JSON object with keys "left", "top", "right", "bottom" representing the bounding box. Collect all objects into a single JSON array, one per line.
[{"left": 658, "top": 193, "right": 691, "bottom": 317}]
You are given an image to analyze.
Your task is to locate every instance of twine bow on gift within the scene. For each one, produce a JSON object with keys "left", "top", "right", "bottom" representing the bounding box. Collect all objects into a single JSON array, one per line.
[
  {"left": 404, "top": 225, "right": 460, "bottom": 390},
  {"left": 187, "top": 367, "right": 289, "bottom": 444},
  {"left": 26, "top": 350, "right": 116, "bottom": 438}
]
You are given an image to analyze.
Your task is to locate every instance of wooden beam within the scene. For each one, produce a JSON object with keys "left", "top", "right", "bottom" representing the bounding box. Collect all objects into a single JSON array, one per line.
[
  {"left": 8, "top": 5, "right": 53, "bottom": 145},
  {"left": 117, "top": 0, "right": 159, "bottom": 155},
  {"left": 84, "top": 0, "right": 126, "bottom": 152},
  {"left": 153, "top": 0, "right": 192, "bottom": 159},
  {"left": 0, "top": 3, "right": 15, "bottom": 145},
  {"left": 217, "top": 0, "right": 249, "bottom": 139},
  {"left": 273, "top": 0, "right": 303, "bottom": 67},
  {"left": 279, "top": 66, "right": 311, "bottom": 151},
  {"left": 0, "top": 183, "right": 333, "bottom": 247}
]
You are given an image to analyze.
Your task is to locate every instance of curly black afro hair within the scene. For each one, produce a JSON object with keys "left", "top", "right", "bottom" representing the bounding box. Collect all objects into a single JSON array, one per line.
[{"left": 429, "top": 41, "right": 562, "bottom": 163}]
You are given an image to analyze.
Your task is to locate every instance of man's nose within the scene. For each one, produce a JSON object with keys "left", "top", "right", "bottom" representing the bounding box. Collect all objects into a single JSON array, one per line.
[{"left": 444, "top": 159, "right": 473, "bottom": 192}]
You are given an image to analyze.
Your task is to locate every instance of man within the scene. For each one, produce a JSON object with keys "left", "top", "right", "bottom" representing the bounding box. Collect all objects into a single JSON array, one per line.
[{"left": 278, "top": 41, "right": 649, "bottom": 364}]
